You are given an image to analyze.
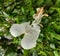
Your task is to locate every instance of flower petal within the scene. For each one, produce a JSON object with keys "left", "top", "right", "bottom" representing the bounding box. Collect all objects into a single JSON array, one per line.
[
  {"left": 29, "top": 27, "right": 40, "bottom": 41},
  {"left": 4, "top": 34, "right": 13, "bottom": 40},
  {"left": 28, "top": 23, "right": 40, "bottom": 41},
  {"left": 10, "top": 22, "right": 30, "bottom": 37},
  {"left": 32, "top": 22, "right": 40, "bottom": 30},
  {"left": 21, "top": 25, "right": 40, "bottom": 49},
  {"left": 21, "top": 34, "right": 36, "bottom": 49}
]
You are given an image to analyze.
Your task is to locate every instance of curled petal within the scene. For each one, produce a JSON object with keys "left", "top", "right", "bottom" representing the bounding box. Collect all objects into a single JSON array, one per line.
[
  {"left": 21, "top": 34, "right": 36, "bottom": 49},
  {"left": 10, "top": 22, "right": 30, "bottom": 37},
  {"left": 36, "top": 8, "right": 40, "bottom": 12},
  {"left": 42, "top": 14, "right": 48, "bottom": 17},
  {"left": 4, "top": 34, "right": 13, "bottom": 40},
  {"left": 33, "top": 7, "right": 44, "bottom": 20},
  {"left": 36, "top": 7, "right": 44, "bottom": 14}
]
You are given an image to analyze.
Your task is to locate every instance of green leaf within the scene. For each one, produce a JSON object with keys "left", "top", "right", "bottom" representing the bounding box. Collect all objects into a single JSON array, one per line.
[
  {"left": 48, "top": 32, "right": 60, "bottom": 40},
  {"left": 53, "top": 51, "right": 59, "bottom": 56},
  {"left": 5, "top": 52, "right": 17, "bottom": 56},
  {"left": 38, "top": 51, "right": 47, "bottom": 56}
]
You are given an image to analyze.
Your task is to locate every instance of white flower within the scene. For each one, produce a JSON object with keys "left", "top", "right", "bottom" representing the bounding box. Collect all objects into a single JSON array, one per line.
[
  {"left": 9, "top": 7, "right": 48, "bottom": 49},
  {"left": 10, "top": 22, "right": 40, "bottom": 49}
]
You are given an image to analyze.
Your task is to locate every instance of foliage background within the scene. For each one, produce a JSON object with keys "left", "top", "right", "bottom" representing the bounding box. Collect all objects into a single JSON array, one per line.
[{"left": 0, "top": 0, "right": 60, "bottom": 56}]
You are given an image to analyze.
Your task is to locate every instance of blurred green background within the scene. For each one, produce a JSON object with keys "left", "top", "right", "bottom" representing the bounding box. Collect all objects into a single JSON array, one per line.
[{"left": 0, "top": 0, "right": 60, "bottom": 56}]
